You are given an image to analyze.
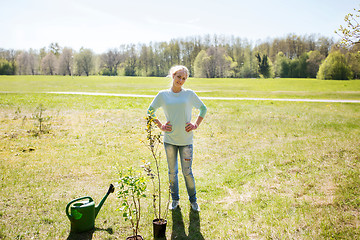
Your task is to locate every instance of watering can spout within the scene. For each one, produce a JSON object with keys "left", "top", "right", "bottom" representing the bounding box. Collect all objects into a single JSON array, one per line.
[{"left": 95, "top": 184, "right": 115, "bottom": 218}]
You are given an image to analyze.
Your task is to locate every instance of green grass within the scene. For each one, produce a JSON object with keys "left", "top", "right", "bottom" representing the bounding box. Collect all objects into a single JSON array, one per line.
[
  {"left": 1, "top": 75, "right": 360, "bottom": 100},
  {"left": 0, "top": 76, "right": 359, "bottom": 239}
]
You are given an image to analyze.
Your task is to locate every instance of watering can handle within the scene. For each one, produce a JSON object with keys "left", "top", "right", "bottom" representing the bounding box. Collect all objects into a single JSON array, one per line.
[{"left": 66, "top": 196, "right": 93, "bottom": 220}]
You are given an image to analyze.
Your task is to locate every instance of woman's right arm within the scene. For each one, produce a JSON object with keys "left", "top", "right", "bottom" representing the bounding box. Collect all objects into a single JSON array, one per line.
[
  {"left": 154, "top": 119, "right": 172, "bottom": 132},
  {"left": 147, "top": 106, "right": 172, "bottom": 132}
]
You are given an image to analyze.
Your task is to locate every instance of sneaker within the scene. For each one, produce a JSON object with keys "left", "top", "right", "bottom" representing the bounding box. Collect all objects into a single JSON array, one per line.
[
  {"left": 169, "top": 200, "right": 179, "bottom": 210},
  {"left": 190, "top": 202, "right": 200, "bottom": 212}
]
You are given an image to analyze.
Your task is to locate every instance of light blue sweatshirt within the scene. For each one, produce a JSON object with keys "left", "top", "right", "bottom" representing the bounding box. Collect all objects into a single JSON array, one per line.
[{"left": 147, "top": 88, "right": 207, "bottom": 146}]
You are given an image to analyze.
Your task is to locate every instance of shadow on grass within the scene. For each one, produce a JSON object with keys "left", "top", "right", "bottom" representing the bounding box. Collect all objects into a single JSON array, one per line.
[
  {"left": 171, "top": 208, "right": 205, "bottom": 240},
  {"left": 66, "top": 227, "right": 113, "bottom": 240}
]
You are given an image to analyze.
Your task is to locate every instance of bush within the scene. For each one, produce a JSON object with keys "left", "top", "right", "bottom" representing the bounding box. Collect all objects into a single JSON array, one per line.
[
  {"left": 317, "top": 51, "right": 353, "bottom": 80},
  {"left": 0, "top": 59, "right": 16, "bottom": 75}
]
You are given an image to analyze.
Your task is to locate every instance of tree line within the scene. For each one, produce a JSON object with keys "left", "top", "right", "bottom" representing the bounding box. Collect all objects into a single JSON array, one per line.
[{"left": 0, "top": 34, "right": 359, "bottom": 80}]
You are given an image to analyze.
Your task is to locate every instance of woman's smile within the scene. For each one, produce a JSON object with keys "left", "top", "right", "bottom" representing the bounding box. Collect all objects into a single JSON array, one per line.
[{"left": 172, "top": 69, "right": 187, "bottom": 89}]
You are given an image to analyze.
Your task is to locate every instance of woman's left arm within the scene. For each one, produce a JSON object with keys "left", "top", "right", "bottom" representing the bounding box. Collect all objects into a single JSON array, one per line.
[
  {"left": 185, "top": 103, "right": 206, "bottom": 132},
  {"left": 194, "top": 116, "right": 204, "bottom": 128},
  {"left": 186, "top": 91, "right": 207, "bottom": 132},
  {"left": 185, "top": 116, "right": 203, "bottom": 132}
]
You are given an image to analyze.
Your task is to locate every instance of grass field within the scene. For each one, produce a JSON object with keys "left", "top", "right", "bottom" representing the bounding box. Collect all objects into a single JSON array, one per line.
[
  {"left": 0, "top": 76, "right": 359, "bottom": 239},
  {"left": 1, "top": 75, "right": 360, "bottom": 100}
]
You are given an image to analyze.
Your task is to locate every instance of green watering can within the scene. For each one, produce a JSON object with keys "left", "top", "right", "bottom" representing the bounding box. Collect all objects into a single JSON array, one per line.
[{"left": 66, "top": 184, "right": 115, "bottom": 233}]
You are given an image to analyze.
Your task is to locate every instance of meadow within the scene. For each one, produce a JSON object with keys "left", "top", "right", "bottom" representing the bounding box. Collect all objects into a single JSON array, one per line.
[{"left": 0, "top": 76, "right": 359, "bottom": 239}]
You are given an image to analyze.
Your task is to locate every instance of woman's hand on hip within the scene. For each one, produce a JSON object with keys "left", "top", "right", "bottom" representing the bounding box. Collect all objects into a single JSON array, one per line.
[
  {"left": 185, "top": 122, "right": 198, "bottom": 132},
  {"left": 161, "top": 121, "right": 172, "bottom": 132}
]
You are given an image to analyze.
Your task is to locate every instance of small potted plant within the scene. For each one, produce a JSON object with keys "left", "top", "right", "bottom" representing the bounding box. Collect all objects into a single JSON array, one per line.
[
  {"left": 116, "top": 167, "right": 147, "bottom": 240},
  {"left": 141, "top": 114, "right": 170, "bottom": 238}
]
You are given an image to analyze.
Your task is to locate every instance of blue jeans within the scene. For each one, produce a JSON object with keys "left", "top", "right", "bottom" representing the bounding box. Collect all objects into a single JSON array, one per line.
[{"left": 164, "top": 143, "right": 197, "bottom": 203}]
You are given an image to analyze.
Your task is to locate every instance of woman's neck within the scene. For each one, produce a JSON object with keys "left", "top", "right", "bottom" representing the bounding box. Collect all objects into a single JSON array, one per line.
[{"left": 171, "top": 86, "right": 182, "bottom": 93}]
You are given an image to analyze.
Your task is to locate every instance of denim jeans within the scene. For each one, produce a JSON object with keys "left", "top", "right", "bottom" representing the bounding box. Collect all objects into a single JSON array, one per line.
[{"left": 164, "top": 143, "right": 197, "bottom": 203}]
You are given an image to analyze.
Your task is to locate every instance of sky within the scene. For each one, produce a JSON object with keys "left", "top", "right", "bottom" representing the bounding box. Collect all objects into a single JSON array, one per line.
[{"left": 1, "top": 0, "right": 359, "bottom": 54}]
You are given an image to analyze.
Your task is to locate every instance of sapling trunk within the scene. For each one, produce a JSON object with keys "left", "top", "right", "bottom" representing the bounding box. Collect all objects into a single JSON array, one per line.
[
  {"left": 132, "top": 195, "right": 137, "bottom": 237},
  {"left": 143, "top": 115, "right": 171, "bottom": 224},
  {"left": 135, "top": 197, "right": 140, "bottom": 237},
  {"left": 151, "top": 148, "right": 162, "bottom": 220},
  {"left": 126, "top": 198, "right": 135, "bottom": 237}
]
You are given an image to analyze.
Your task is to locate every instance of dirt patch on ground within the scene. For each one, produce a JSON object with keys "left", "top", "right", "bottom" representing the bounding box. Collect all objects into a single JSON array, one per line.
[{"left": 216, "top": 185, "right": 252, "bottom": 208}]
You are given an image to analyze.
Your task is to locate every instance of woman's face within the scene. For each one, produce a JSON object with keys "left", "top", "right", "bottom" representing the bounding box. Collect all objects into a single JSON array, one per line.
[{"left": 172, "top": 70, "right": 187, "bottom": 88}]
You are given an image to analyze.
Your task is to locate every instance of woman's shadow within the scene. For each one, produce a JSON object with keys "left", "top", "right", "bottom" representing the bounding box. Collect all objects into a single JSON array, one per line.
[
  {"left": 66, "top": 227, "right": 113, "bottom": 240},
  {"left": 171, "top": 208, "right": 205, "bottom": 240}
]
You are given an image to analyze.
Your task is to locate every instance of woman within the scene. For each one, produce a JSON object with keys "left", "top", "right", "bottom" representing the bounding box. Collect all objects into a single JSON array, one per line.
[{"left": 147, "top": 65, "right": 207, "bottom": 212}]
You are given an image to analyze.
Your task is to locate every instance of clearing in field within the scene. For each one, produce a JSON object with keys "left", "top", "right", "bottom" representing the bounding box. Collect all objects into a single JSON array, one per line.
[{"left": 0, "top": 76, "right": 359, "bottom": 239}]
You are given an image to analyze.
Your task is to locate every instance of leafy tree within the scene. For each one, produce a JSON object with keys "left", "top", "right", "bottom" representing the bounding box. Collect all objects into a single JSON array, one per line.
[
  {"left": 190, "top": 37, "right": 203, "bottom": 76},
  {"left": 275, "top": 52, "right": 288, "bottom": 77},
  {"left": 0, "top": 49, "right": 17, "bottom": 75},
  {"left": 225, "top": 37, "right": 246, "bottom": 78},
  {"left": 225, "top": 55, "right": 238, "bottom": 78},
  {"left": 100, "top": 49, "right": 122, "bottom": 76},
  {"left": 280, "top": 58, "right": 291, "bottom": 78},
  {"left": 255, "top": 42, "right": 271, "bottom": 59},
  {"left": 49, "top": 42, "right": 61, "bottom": 56},
  {"left": 41, "top": 52, "right": 57, "bottom": 75},
  {"left": 180, "top": 39, "right": 200, "bottom": 77},
  {"left": 138, "top": 45, "right": 150, "bottom": 76},
  {"left": 123, "top": 44, "right": 137, "bottom": 76},
  {"left": 317, "top": 37, "right": 334, "bottom": 57},
  {"left": 0, "top": 34, "right": 347, "bottom": 78},
  {"left": 293, "top": 53, "right": 308, "bottom": 78},
  {"left": 317, "top": 51, "right": 353, "bottom": 80},
  {"left": 276, "top": 52, "right": 313, "bottom": 78},
  {"left": 285, "top": 34, "right": 300, "bottom": 59},
  {"left": 139, "top": 44, "right": 156, "bottom": 76},
  {"left": 194, "top": 47, "right": 233, "bottom": 78},
  {"left": 58, "top": 48, "right": 74, "bottom": 76},
  {"left": 193, "top": 50, "right": 209, "bottom": 78},
  {"left": 306, "top": 50, "right": 325, "bottom": 78},
  {"left": 240, "top": 45, "right": 257, "bottom": 78},
  {"left": 16, "top": 51, "right": 30, "bottom": 75},
  {"left": 151, "top": 43, "right": 165, "bottom": 77},
  {"left": 28, "top": 49, "right": 39, "bottom": 75},
  {"left": 336, "top": 6, "right": 360, "bottom": 48},
  {"left": 0, "top": 59, "right": 15, "bottom": 75},
  {"left": 75, "top": 48, "right": 94, "bottom": 76},
  {"left": 17, "top": 50, "right": 41, "bottom": 75},
  {"left": 288, "top": 59, "right": 299, "bottom": 78},
  {"left": 207, "top": 47, "right": 233, "bottom": 78},
  {"left": 204, "top": 47, "right": 217, "bottom": 78},
  {"left": 168, "top": 40, "right": 181, "bottom": 66},
  {"left": 256, "top": 53, "right": 272, "bottom": 78},
  {"left": 346, "top": 48, "right": 360, "bottom": 79}
]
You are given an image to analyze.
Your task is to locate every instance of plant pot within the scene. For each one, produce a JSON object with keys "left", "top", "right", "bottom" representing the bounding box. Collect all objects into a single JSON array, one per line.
[
  {"left": 126, "top": 235, "right": 143, "bottom": 240},
  {"left": 153, "top": 219, "right": 167, "bottom": 238}
]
